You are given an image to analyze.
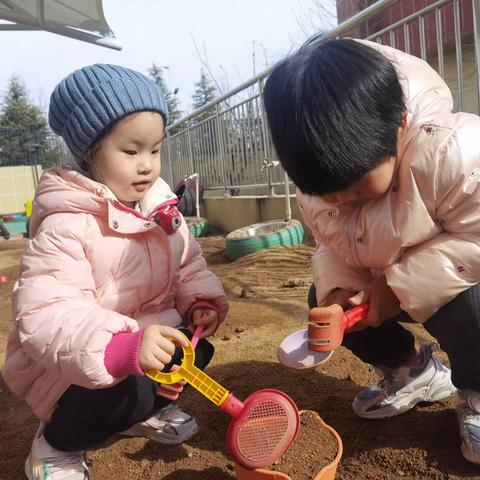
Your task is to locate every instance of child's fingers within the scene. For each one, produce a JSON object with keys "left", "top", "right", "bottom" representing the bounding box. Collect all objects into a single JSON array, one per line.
[
  {"left": 189, "top": 309, "right": 219, "bottom": 338},
  {"left": 151, "top": 347, "right": 173, "bottom": 368},
  {"left": 156, "top": 384, "right": 183, "bottom": 401},
  {"left": 348, "top": 290, "right": 367, "bottom": 306},
  {"left": 157, "top": 383, "right": 185, "bottom": 394},
  {"left": 325, "top": 288, "right": 355, "bottom": 309},
  {"left": 159, "top": 326, "right": 189, "bottom": 348},
  {"left": 198, "top": 323, "right": 216, "bottom": 338},
  {"left": 155, "top": 364, "right": 186, "bottom": 399},
  {"left": 193, "top": 310, "right": 218, "bottom": 326},
  {"left": 140, "top": 352, "right": 167, "bottom": 372},
  {"left": 365, "top": 300, "right": 384, "bottom": 328},
  {"left": 161, "top": 383, "right": 185, "bottom": 392}
]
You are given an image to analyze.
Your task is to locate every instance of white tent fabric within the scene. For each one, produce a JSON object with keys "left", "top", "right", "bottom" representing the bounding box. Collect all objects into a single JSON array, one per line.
[{"left": 0, "top": 0, "right": 121, "bottom": 50}]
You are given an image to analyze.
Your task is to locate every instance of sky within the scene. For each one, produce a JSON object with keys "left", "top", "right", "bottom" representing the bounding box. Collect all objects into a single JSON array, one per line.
[{"left": 0, "top": 0, "right": 336, "bottom": 116}]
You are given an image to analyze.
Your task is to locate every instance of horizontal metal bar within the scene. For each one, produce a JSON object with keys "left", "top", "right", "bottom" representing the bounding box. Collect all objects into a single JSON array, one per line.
[
  {"left": 368, "top": 0, "right": 451, "bottom": 38},
  {"left": 166, "top": 0, "right": 401, "bottom": 132},
  {"left": 204, "top": 181, "right": 293, "bottom": 191},
  {"left": 220, "top": 94, "right": 262, "bottom": 115}
]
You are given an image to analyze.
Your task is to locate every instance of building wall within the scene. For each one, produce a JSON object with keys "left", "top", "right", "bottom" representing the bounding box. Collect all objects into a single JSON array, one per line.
[
  {"left": 337, "top": 0, "right": 473, "bottom": 54},
  {"left": 334, "top": 0, "right": 479, "bottom": 113},
  {"left": 201, "top": 195, "right": 309, "bottom": 235},
  {"left": 0, "top": 165, "right": 41, "bottom": 214},
  {"left": 430, "top": 46, "right": 478, "bottom": 113}
]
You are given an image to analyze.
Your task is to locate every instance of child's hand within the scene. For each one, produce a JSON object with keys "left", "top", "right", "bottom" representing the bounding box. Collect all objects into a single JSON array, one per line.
[
  {"left": 155, "top": 365, "right": 186, "bottom": 400},
  {"left": 191, "top": 308, "right": 219, "bottom": 338},
  {"left": 323, "top": 288, "right": 356, "bottom": 309},
  {"left": 348, "top": 275, "right": 400, "bottom": 328},
  {"left": 139, "top": 325, "right": 188, "bottom": 372}
]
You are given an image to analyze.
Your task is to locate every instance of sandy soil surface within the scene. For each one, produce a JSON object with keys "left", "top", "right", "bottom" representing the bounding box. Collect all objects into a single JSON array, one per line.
[{"left": 1, "top": 235, "right": 480, "bottom": 479}]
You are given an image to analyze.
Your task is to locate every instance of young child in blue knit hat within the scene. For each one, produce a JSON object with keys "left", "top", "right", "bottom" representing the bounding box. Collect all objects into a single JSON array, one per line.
[{"left": 2, "top": 64, "right": 228, "bottom": 479}]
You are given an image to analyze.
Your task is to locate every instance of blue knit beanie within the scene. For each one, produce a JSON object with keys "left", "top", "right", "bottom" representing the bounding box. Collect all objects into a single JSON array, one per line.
[{"left": 49, "top": 64, "right": 169, "bottom": 161}]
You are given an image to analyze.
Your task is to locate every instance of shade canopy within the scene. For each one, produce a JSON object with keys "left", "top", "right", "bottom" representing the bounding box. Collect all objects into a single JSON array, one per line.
[{"left": 0, "top": 0, "right": 121, "bottom": 50}]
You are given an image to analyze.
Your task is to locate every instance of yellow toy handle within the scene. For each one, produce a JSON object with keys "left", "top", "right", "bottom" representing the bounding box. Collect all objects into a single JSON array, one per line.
[{"left": 146, "top": 331, "right": 230, "bottom": 407}]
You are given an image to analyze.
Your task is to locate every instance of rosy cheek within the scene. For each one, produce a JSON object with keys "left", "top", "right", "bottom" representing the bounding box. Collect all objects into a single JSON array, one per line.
[{"left": 364, "top": 186, "right": 383, "bottom": 199}]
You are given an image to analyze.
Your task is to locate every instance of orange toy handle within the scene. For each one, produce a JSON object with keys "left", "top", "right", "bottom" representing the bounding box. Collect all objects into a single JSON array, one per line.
[
  {"left": 307, "top": 303, "right": 369, "bottom": 352},
  {"left": 343, "top": 303, "right": 369, "bottom": 329}
]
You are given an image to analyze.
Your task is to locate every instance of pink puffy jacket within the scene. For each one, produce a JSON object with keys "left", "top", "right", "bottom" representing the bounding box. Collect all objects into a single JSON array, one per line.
[
  {"left": 297, "top": 39, "right": 480, "bottom": 323},
  {"left": 2, "top": 166, "right": 228, "bottom": 421}
]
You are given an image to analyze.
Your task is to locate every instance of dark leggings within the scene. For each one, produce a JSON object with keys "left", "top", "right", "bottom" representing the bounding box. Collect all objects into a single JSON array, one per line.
[
  {"left": 44, "top": 330, "right": 214, "bottom": 452},
  {"left": 308, "top": 283, "right": 480, "bottom": 391}
]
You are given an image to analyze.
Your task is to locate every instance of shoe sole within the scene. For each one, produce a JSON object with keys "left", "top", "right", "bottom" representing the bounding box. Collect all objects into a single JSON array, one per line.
[
  {"left": 119, "top": 422, "right": 199, "bottom": 445},
  {"left": 24, "top": 453, "right": 33, "bottom": 480},
  {"left": 353, "top": 375, "right": 456, "bottom": 420}
]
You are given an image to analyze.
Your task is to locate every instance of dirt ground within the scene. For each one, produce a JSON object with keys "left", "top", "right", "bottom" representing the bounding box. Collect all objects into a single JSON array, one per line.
[{"left": 1, "top": 234, "right": 480, "bottom": 479}]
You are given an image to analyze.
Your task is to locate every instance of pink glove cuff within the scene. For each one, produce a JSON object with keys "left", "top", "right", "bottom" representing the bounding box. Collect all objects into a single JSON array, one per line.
[{"left": 104, "top": 329, "right": 145, "bottom": 378}]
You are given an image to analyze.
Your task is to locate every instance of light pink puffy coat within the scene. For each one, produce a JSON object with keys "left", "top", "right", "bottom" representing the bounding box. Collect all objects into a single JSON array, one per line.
[
  {"left": 2, "top": 166, "right": 228, "bottom": 421},
  {"left": 297, "top": 39, "right": 480, "bottom": 323}
]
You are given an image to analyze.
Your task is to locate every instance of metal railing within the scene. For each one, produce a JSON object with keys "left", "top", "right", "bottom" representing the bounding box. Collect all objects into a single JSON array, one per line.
[
  {"left": 161, "top": 0, "right": 480, "bottom": 197},
  {"left": 0, "top": 128, "right": 71, "bottom": 169}
]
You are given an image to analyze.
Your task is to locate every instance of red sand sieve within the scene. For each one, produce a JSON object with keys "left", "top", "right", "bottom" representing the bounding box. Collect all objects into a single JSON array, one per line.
[{"left": 146, "top": 329, "right": 299, "bottom": 469}]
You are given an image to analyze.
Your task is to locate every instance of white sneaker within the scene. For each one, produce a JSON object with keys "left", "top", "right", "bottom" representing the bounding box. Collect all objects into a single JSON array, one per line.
[
  {"left": 25, "top": 425, "right": 88, "bottom": 479},
  {"left": 353, "top": 343, "right": 455, "bottom": 419},
  {"left": 457, "top": 389, "right": 480, "bottom": 465},
  {"left": 119, "top": 404, "right": 199, "bottom": 445}
]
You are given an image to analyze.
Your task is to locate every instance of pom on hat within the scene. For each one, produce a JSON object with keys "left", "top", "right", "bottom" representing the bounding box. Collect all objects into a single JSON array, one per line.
[{"left": 49, "top": 64, "right": 169, "bottom": 161}]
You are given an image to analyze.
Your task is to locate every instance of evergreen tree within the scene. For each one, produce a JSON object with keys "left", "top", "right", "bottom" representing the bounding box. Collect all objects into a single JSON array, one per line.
[
  {"left": 191, "top": 69, "right": 217, "bottom": 122},
  {"left": 189, "top": 68, "right": 219, "bottom": 176},
  {"left": 0, "top": 75, "right": 49, "bottom": 166},
  {"left": 148, "top": 63, "right": 183, "bottom": 125}
]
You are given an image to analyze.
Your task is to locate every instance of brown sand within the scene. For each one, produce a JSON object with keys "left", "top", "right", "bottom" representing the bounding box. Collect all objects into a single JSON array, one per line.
[
  {"left": 1, "top": 235, "right": 478, "bottom": 479},
  {"left": 270, "top": 410, "right": 338, "bottom": 479}
]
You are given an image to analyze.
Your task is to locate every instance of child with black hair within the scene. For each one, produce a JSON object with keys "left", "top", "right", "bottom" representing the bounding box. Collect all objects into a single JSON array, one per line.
[{"left": 264, "top": 37, "right": 480, "bottom": 464}]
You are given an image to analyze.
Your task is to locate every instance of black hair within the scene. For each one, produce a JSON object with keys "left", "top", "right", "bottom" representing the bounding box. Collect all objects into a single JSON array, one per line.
[
  {"left": 82, "top": 122, "right": 114, "bottom": 175},
  {"left": 263, "top": 38, "right": 405, "bottom": 196}
]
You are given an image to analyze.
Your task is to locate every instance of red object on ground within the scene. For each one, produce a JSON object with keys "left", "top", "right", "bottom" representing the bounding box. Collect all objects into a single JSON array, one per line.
[
  {"left": 0, "top": 276, "right": 13, "bottom": 283},
  {"left": 308, "top": 304, "right": 368, "bottom": 352},
  {"left": 2, "top": 215, "right": 15, "bottom": 222}
]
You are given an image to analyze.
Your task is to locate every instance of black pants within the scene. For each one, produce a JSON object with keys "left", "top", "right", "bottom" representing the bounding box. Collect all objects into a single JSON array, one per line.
[
  {"left": 44, "top": 330, "right": 214, "bottom": 452},
  {"left": 308, "top": 283, "right": 480, "bottom": 391},
  {"left": 0, "top": 220, "right": 10, "bottom": 240}
]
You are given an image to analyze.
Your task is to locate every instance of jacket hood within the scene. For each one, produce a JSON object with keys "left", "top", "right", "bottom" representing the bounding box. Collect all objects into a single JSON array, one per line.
[
  {"left": 29, "top": 166, "right": 177, "bottom": 236},
  {"left": 357, "top": 39, "right": 453, "bottom": 130}
]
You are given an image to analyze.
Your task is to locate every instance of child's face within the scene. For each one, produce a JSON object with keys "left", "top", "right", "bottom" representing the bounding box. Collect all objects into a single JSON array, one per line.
[
  {"left": 321, "top": 156, "right": 396, "bottom": 206},
  {"left": 89, "top": 111, "right": 164, "bottom": 207}
]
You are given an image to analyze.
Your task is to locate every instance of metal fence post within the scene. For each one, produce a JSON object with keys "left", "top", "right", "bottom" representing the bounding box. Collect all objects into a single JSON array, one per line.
[
  {"left": 258, "top": 78, "right": 274, "bottom": 196},
  {"left": 473, "top": 0, "right": 480, "bottom": 114},
  {"left": 214, "top": 103, "right": 229, "bottom": 196},
  {"left": 165, "top": 131, "right": 174, "bottom": 187},
  {"left": 186, "top": 126, "right": 195, "bottom": 177}
]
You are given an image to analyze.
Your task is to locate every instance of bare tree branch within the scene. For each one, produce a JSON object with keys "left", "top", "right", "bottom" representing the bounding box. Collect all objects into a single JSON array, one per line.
[
  {"left": 190, "top": 32, "right": 230, "bottom": 98},
  {"left": 295, "top": 0, "right": 338, "bottom": 38}
]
